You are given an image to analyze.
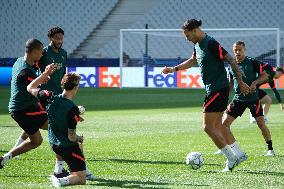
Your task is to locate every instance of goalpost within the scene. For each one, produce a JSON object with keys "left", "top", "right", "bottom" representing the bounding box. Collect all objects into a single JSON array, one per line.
[{"left": 120, "top": 28, "right": 281, "bottom": 88}]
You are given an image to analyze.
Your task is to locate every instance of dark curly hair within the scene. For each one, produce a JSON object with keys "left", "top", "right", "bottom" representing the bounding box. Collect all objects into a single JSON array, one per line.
[
  {"left": 182, "top": 19, "right": 202, "bottom": 31},
  {"left": 61, "top": 73, "right": 81, "bottom": 91},
  {"left": 47, "top": 26, "right": 64, "bottom": 38}
]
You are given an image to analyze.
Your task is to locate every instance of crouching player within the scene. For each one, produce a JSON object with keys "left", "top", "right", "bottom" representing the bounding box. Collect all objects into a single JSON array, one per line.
[{"left": 27, "top": 65, "right": 95, "bottom": 187}]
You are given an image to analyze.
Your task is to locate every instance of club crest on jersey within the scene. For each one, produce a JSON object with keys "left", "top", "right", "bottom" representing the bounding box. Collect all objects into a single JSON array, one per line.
[{"left": 54, "top": 63, "right": 63, "bottom": 70}]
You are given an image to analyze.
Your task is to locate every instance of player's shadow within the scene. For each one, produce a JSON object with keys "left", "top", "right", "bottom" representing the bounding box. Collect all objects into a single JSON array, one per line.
[
  {"left": 0, "top": 174, "right": 47, "bottom": 178},
  {"left": 88, "top": 178, "right": 210, "bottom": 188},
  {"left": 88, "top": 158, "right": 184, "bottom": 165},
  {"left": 238, "top": 169, "right": 284, "bottom": 176},
  {"left": 0, "top": 125, "right": 18, "bottom": 128}
]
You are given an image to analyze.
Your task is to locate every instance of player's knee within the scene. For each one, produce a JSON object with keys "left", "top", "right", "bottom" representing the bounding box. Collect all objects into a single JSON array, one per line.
[
  {"left": 267, "top": 97, "right": 272, "bottom": 104},
  {"left": 202, "top": 124, "right": 212, "bottom": 134},
  {"left": 30, "top": 137, "right": 43, "bottom": 148}
]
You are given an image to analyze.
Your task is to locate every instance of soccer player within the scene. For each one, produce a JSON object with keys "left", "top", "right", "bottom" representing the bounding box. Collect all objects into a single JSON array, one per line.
[
  {"left": 27, "top": 68, "right": 91, "bottom": 187},
  {"left": 0, "top": 38, "right": 47, "bottom": 168},
  {"left": 250, "top": 67, "right": 284, "bottom": 123},
  {"left": 12, "top": 27, "right": 79, "bottom": 178},
  {"left": 221, "top": 41, "right": 275, "bottom": 157},
  {"left": 162, "top": 19, "right": 250, "bottom": 171}
]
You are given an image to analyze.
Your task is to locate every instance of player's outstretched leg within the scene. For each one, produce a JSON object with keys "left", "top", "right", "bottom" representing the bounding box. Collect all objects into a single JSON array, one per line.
[
  {"left": 203, "top": 112, "right": 239, "bottom": 172},
  {"left": 255, "top": 116, "right": 275, "bottom": 156}
]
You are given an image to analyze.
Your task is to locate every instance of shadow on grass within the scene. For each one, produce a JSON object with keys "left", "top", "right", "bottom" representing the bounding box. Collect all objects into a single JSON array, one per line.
[
  {"left": 238, "top": 169, "right": 284, "bottom": 176},
  {"left": 89, "top": 178, "right": 210, "bottom": 188},
  {"left": 88, "top": 158, "right": 184, "bottom": 165},
  {"left": 88, "top": 158, "right": 223, "bottom": 168},
  {"left": 0, "top": 174, "right": 47, "bottom": 178},
  {"left": 0, "top": 125, "right": 18, "bottom": 128}
]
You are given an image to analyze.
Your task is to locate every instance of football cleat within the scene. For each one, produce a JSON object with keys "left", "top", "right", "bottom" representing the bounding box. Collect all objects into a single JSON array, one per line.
[
  {"left": 86, "top": 173, "right": 96, "bottom": 180},
  {"left": 267, "top": 150, "right": 275, "bottom": 157},
  {"left": 222, "top": 159, "right": 238, "bottom": 172},
  {"left": 238, "top": 153, "right": 248, "bottom": 164},
  {"left": 49, "top": 175, "right": 61, "bottom": 187},
  {"left": 53, "top": 169, "right": 70, "bottom": 178}
]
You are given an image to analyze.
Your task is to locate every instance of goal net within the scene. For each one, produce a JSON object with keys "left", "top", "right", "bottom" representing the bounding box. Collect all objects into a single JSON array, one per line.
[{"left": 120, "top": 28, "right": 280, "bottom": 88}]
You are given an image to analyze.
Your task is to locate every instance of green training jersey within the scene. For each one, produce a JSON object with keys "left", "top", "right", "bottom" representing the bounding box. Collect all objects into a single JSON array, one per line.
[
  {"left": 39, "top": 46, "right": 67, "bottom": 94},
  {"left": 194, "top": 34, "right": 229, "bottom": 93},
  {"left": 38, "top": 90, "right": 80, "bottom": 147},
  {"left": 8, "top": 57, "right": 38, "bottom": 112},
  {"left": 229, "top": 56, "right": 270, "bottom": 101}
]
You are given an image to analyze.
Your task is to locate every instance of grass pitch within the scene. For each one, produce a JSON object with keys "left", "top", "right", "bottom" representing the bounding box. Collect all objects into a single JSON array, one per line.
[{"left": 0, "top": 87, "right": 283, "bottom": 188}]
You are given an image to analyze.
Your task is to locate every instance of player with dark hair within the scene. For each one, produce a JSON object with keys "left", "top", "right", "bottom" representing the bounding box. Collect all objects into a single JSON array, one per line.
[
  {"left": 162, "top": 19, "right": 250, "bottom": 172},
  {"left": 13, "top": 26, "right": 68, "bottom": 175},
  {"left": 250, "top": 66, "right": 284, "bottom": 123},
  {"left": 0, "top": 38, "right": 47, "bottom": 168},
  {"left": 218, "top": 41, "right": 275, "bottom": 157},
  {"left": 27, "top": 68, "right": 92, "bottom": 187}
]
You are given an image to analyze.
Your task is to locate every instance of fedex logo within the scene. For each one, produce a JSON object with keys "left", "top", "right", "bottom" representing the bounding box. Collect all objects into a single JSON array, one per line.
[
  {"left": 176, "top": 70, "right": 203, "bottom": 88},
  {"left": 147, "top": 67, "right": 203, "bottom": 88},
  {"left": 98, "top": 67, "right": 120, "bottom": 87},
  {"left": 67, "top": 67, "right": 120, "bottom": 88},
  {"left": 147, "top": 67, "right": 176, "bottom": 87},
  {"left": 68, "top": 67, "right": 99, "bottom": 87}
]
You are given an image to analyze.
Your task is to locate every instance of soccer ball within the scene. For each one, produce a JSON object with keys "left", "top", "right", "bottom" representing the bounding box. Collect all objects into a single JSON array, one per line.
[
  {"left": 185, "top": 152, "right": 204, "bottom": 170},
  {"left": 78, "top": 105, "right": 85, "bottom": 115}
]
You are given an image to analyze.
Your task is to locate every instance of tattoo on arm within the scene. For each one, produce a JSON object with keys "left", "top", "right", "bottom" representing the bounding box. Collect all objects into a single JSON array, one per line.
[{"left": 224, "top": 54, "right": 243, "bottom": 83}]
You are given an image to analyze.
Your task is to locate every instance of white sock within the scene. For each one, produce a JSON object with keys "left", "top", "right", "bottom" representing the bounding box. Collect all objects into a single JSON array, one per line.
[
  {"left": 221, "top": 145, "right": 237, "bottom": 162},
  {"left": 58, "top": 177, "right": 69, "bottom": 186},
  {"left": 250, "top": 113, "right": 255, "bottom": 121},
  {"left": 2, "top": 152, "right": 12, "bottom": 165},
  {"left": 264, "top": 115, "right": 268, "bottom": 119},
  {"left": 54, "top": 160, "right": 64, "bottom": 174},
  {"left": 229, "top": 141, "right": 244, "bottom": 158},
  {"left": 86, "top": 167, "right": 91, "bottom": 175},
  {"left": 14, "top": 137, "right": 25, "bottom": 147}
]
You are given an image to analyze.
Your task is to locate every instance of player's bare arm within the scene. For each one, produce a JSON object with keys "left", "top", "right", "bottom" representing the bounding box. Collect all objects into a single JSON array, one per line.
[
  {"left": 162, "top": 55, "right": 197, "bottom": 74},
  {"left": 250, "top": 72, "right": 269, "bottom": 92},
  {"left": 68, "top": 129, "right": 84, "bottom": 143},
  {"left": 224, "top": 54, "right": 250, "bottom": 95},
  {"left": 27, "top": 64, "right": 55, "bottom": 97}
]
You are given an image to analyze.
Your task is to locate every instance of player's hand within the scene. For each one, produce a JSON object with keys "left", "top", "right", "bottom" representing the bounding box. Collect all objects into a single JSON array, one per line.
[
  {"left": 161, "top": 66, "right": 174, "bottom": 74},
  {"left": 249, "top": 81, "right": 257, "bottom": 93},
  {"left": 239, "top": 81, "right": 250, "bottom": 95},
  {"left": 77, "top": 135, "right": 84, "bottom": 143},
  {"left": 78, "top": 115, "right": 84, "bottom": 122},
  {"left": 44, "top": 63, "right": 56, "bottom": 76}
]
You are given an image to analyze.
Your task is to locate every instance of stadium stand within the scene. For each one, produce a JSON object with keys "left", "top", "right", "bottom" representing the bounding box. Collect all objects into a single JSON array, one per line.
[
  {"left": 0, "top": 0, "right": 118, "bottom": 58},
  {"left": 0, "top": 0, "right": 284, "bottom": 67},
  {"left": 96, "top": 0, "right": 284, "bottom": 62}
]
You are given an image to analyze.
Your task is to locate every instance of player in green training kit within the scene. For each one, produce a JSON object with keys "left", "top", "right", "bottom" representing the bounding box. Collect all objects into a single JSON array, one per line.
[
  {"left": 162, "top": 19, "right": 250, "bottom": 172},
  {"left": 250, "top": 66, "right": 284, "bottom": 123},
  {"left": 13, "top": 27, "right": 68, "bottom": 176},
  {"left": 27, "top": 67, "right": 93, "bottom": 187},
  {"left": 219, "top": 41, "right": 275, "bottom": 158},
  {"left": 0, "top": 39, "right": 48, "bottom": 168}
]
